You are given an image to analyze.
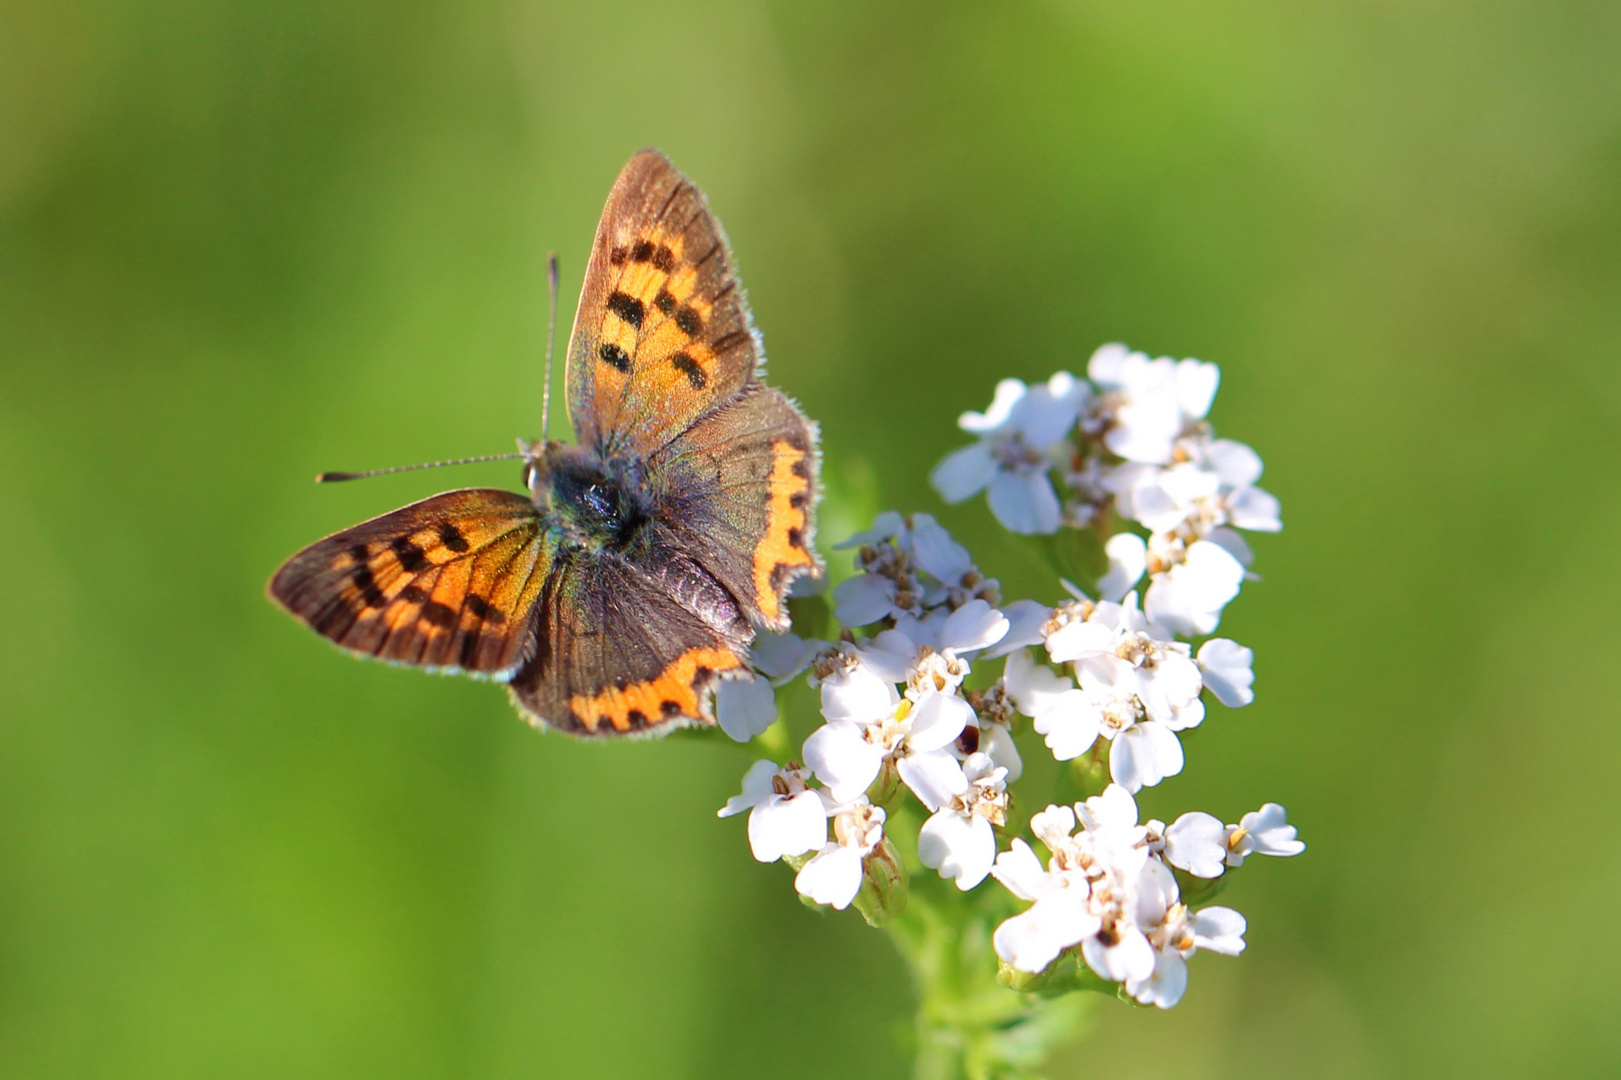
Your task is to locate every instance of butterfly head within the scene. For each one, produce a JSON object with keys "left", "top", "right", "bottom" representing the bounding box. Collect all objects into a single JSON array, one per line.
[{"left": 524, "top": 439, "right": 651, "bottom": 553}]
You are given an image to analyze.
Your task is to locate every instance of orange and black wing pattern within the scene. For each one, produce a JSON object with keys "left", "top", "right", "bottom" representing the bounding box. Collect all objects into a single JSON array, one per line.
[
  {"left": 649, "top": 383, "right": 821, "bottom": 632},
  {"left": 268, "top": 489, "right": 550, "bottom": 678},
  {"left": 508, "top": 549, "right": 748, "bottom": 737},
  {"left": 564, "top": 150, "right": 762, "bottom": 458}
]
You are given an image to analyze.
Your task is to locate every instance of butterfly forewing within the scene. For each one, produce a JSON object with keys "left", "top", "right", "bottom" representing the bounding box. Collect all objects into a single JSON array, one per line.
[
  {"left": 565, "top": 150, "right": 762, "bottom": 458},
  {"left": 269, "top": 489, "right": 550, "bottom": 677}
]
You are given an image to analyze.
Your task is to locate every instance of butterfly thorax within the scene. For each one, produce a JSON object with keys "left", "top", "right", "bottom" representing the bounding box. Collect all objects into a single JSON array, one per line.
[{"left": 524, "top": 441, "right": 652, "bottom": 554}]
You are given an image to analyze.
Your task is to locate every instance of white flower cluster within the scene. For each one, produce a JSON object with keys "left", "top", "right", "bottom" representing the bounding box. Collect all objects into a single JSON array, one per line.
[
  {"left": 931, "top": 344, "right": 1281, "bottom": 635},
  {"left": 994, "top": 785, "right": 1301, "bottom": 1008},
  {"left": 1004, "top": 591, "right": 1254, "bottom": 793},
  {"left": 719, "top": 514, "right": 1025, "bottom": 907},
  {"left": 716, "top": 348, "right": 1300, "bottom": 1012}
]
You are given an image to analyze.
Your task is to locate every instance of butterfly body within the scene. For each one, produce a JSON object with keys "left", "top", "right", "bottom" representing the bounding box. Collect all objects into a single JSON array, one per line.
[{"left": 269, "top": 151, "right": 821, "bottom": 738}]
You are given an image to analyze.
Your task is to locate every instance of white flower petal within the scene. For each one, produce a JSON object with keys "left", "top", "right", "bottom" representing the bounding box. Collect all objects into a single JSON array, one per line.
[
  {"left": 1010, "top": 384, "right": 1081, "bottom": 449},
  {"left": 1174, "top": 359, "right": 1220, "bottom": 420},
  {"left": 1098, "top": 532, "right": 1148, "bottom": 602},
  {"left": 1032, "top": 690, "right": 1103, "bottom": 761},
  {"left": 980, "top": 599, "right": 1050, "bottom": 659},
  {"left": 1204, "top": 438, "right": 1262, "bottom": 487},
  {"left": 1237, "top": 803, "right": 1305, "bottom": 859},
  {"left": 1108, "top": 721, "right": 1184, "bottom": 792},
  {"left": 748, "top": 790, "right": 828, "bottom": 863},
  {"left": 832, "top": 574, "right": 897, "bottom": 627},
  {"left": 749, "top": 631, "right": 818, "bottom": 682},
  {"left": 862, "top": 631, "right": 919, "bottom": 684},
  {"left": 938, "top": 599, "right": 1009, "bottom": 655},
  {"left": 1044, "top": 619, "right": 1115, "bottom": 664},
  {"left": 1190, "top": 906, "right": 1247, "bottom": 955},
  {"left": 930, "top": 442, "right": 998, "bottom": 503},
  {"left": 718, "top": 759, "right": 784, "bottom": 817},
  {"left": 909, "top": 514, "right": 975, "bottom": 583},
  {"left": 716, "top": 674, "right": 779, "bottom": 742},
  {"left": 794, "top": 844, "right": 866, "bottom": 910},
  {"left": 1077, "top": 784, "right": 1140, "bottom": 833},
  {"left": 907, "top": 692, "right": 974, "bottom": 752},
  {"left": 1164, "top": 812, "right": 1228, "bottom": 878},
  {"left": 1003, "top": 648, "right": 1074, "bottom": 716},
  {"left": 988, "top": 469, "right": 1062, "bottom": 535},
  {"left": 1144, "top": 540, "right": 1244, "bottom": 637},
  {"left": 803, "top": 721, "right": 885, "bottom": 803},
  {"left": 991, "top": 839, "right": 1058, "bottom": 902},
  {"left": 1227, "top": 486, "right": 1282, "bottom": 532},
  {"left": 1129, "top": 949, "right": 1189, "bottom": 1009},
  {"left": 1028, "top": 803, "right": 1078, "bottom": 849},
  {"left": 819, "top": 661, "right": 899, "bottom": 724},
  {"left": 919, "top": 811, "right": 997, "bottom": 890},
  {"left": 997, "top": 889, "right": 1102, "bottom": 974},
  {"left": 1206, "top": 526, "right": 1255, "bottom": 568},
  {"left": 897, "top": 749, "right": 968, "bottom": 812},
  {"left": 960, "top": 378, "right": 1028, "bottom": 434},
  {"left": 1197, "top": 638, "right": 1255, "bottom": 707},
  {"left": 1082, "top": 923, "right": 1157, "bottom": 983}
]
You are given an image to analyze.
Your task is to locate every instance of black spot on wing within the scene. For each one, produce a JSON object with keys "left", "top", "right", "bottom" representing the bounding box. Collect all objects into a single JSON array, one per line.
[
  {"left": 654, "top": 288, "right": 676, "bottom": 315},
  {"left": 420, "top": 600, "right": 458, "bottom": 628},
  {"left": 671, "top": 353, "right": 707, "bottom": 390},
  {"left": 391, "top": 536, "right": 428, "bottom": 572},
  {"left": 607, "top": 291, "right": 645, "bottom": 329},
  {"left": 437, "top": 522, "right": 470, "bottom": 554},
  {"left": 352, "top": 565, "right": 386, "bottom": 609},
  {"left": 464, "top": 594, "right": 505, "bottom": 625},
  {"left": 598, "top": 342, "right": 632, "bottom": 372},
  {"left": 674, "top": 306, "right": 703, "bottom": 336}
]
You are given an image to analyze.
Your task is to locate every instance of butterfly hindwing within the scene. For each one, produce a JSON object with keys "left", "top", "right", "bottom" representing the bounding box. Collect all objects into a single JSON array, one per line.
[
  {"left": 508, "top": 549, "right": 748, "bottom": 737},
  {"left": 565, "top": 150, "right": 762, "bottom": 458},
  {"left": 650, "top": 383, "right": 821, "bottom": 631},
  {"left": 268, "top": 489, "right": 550, "bottom": 677}
]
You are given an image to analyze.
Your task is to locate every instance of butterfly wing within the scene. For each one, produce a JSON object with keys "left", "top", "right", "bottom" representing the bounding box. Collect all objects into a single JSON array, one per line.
[
  {"left": 649, "top": 383, "right": 821, "bottom": 632},
  {"left": 508, "top": 548, "right": 749, "bottom": 737},
  {"left": 268, "top": 489, "right": 551, "bottom": 677},
  {"left": 564, "top": 150, "right": 761, "bottom": 459}
]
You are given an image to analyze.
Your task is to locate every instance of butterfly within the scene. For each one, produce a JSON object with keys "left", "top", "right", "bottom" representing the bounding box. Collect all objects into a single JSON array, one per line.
[{"left": 268, "top": 150, "right": 822, "bottom": 737}]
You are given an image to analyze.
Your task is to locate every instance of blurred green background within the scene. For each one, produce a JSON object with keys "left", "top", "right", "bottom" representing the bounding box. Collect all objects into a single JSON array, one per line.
[{"left": 4, "top": 1, "right": 1620, "bottom": 1076}]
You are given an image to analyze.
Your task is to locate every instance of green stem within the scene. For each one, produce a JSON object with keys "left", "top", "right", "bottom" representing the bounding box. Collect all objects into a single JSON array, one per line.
[{"left": 884, "top": 879, "right": 1093, "bottom": 1080}]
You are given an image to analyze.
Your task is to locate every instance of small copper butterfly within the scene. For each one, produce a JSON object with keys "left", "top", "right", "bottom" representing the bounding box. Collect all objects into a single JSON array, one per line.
[{"left": 269, "top": 150, "right": 822, "bottom": 736}]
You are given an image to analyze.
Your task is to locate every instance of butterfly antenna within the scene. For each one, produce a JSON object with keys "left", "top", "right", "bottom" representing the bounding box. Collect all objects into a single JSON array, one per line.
[
  {"left": 315, "top": 452, "right": 525, "bottom": 484},
  {"left": 539, "top": 251, "right": 560, "bottom": 441}
]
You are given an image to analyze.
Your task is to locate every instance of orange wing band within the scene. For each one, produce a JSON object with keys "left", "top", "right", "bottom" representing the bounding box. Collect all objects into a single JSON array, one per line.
[
  {"left": 753, "top": 439, "right": 817, "bottom": 624},
  {"left": 568, "top": 646, "right": 742, "bottom": 734}
]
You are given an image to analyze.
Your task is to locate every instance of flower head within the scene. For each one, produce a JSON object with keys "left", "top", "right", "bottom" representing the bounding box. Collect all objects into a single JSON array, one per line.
[{"left": 932, "top": 374, "right": 1086, "bottom": 534}]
